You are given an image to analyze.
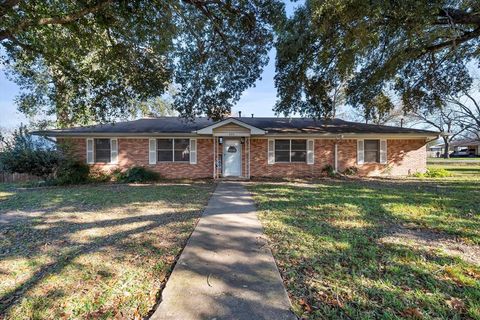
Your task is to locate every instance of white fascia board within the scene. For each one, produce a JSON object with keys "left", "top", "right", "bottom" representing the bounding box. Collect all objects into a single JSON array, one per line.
[{"left": 262, "top": 133, "right": 439, "bottom": 139}]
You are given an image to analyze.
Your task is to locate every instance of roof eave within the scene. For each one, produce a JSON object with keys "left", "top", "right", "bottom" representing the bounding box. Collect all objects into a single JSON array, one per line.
[
  {"left": 263, "top": 132, "right": 439, "bottom": 139},
  {"left": 32, "top": 131, "right": 200, "bottom": 137}
]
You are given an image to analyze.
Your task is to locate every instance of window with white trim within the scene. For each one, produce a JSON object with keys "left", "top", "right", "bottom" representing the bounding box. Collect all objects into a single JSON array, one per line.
[
  {"left": 274, "top": 139, "right": 307, "bottom": 163},
  {"left": 94, "top": 139, "right": 111, "bottom": 163},
  {"left": 364, "top": 139, "right": 380, "bottom": 163},
  {"left": 157, "top": 138, "right": 190, "bottom": 162}
]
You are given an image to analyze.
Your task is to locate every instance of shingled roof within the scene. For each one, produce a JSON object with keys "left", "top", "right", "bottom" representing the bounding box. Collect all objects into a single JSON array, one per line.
[{"left": 34, "top": 117, "right": 438, "bottom": 136}]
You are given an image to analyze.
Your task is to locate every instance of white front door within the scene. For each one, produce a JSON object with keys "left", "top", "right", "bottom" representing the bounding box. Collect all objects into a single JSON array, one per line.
[{"left": 223, "top": 139, "right": 241, "bottom": 177}]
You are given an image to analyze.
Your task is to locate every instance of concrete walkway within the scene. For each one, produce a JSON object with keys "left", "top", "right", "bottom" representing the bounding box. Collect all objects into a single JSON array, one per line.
[{"left": 151, "top": 182, "right": 295, "bottom": 320}]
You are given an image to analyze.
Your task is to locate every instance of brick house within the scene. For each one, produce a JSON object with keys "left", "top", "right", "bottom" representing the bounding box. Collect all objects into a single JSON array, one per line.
[{"left": 37, "top": 117, "right": 438, "bottom": 178}]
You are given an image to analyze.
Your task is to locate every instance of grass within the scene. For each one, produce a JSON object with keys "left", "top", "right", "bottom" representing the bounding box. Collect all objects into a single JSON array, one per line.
[
  {"left": 427, "top": 164, "right": 480, "bottom": 177},
  {"left": 428, "top": 158, "right": 480, "bottom": 165},
  {"left": 248, "top": 166, "right": 480, "bottom": 319},
  {"left": 0, "top": 182, "right": 215, "bottom": 319}
]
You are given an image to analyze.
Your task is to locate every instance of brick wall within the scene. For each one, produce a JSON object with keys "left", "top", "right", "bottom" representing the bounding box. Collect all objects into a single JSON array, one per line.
[
  {"left": 59, "top": 137, "right": 426, "bottom": 178},
  {"left": 249, "top": 138, "right": 427, "bottom": 177},
  {"left": 58, "top": 138, "right": 214, "bottom": 179},
  {"left": 336, "top": 139, "right": 427, "bottom": 176}
]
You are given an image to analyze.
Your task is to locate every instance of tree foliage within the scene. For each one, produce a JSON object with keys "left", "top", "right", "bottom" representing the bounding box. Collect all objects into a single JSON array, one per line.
[
  {"left": 0, "top": 0, "right": 283, "bottom": 126},
  {"left": 275, "top": 0, "right": 480, "bottom": 118},
  {"left": 0, "top": 125, "right": 60, "bottom": 178}
]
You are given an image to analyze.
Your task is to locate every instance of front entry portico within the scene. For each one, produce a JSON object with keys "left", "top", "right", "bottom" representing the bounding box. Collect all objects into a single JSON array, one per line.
[{"left": 196, "top": 118, "right": 266, "bottom": 179}]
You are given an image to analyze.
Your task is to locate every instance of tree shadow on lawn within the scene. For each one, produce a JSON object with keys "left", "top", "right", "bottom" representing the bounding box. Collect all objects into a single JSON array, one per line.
[
  {"left": 0, "top": 183, "right": 214, "bottom": 316},
  {"left": 251, "top": 182, "right": 480, "bottom": 319},
  {"left": 262, "top": 179, "right": 479, "bottom": 243},
  {"left": 0, "top": 183, "right": 211, "bottom": 214}
]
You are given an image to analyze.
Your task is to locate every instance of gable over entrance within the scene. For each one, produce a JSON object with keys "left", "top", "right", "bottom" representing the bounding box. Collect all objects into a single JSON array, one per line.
[{"left": 196, "top": 118, "right": 266, "bottom": 136}]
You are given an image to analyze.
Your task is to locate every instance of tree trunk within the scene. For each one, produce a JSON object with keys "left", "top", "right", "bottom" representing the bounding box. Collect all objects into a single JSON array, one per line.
[{"left": 443, "top": 136, "right": 450, "bottom": 158}]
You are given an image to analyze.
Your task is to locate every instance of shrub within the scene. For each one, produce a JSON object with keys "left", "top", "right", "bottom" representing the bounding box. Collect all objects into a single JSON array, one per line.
[
  {"left": 0, "top": 126, "right": 60, "bottom": 179},
  {"left": 343, "top": 166, "right": 359, "bottom": 176},
  {"left": 111, "top": 168, "right": 125, "bottom": 182},
  {"left": 88, "top": 168, "right": 112, "bottom": 183},
  {"left": 321, "top": 164, "right": 336, "bottom": 177},
  {"left": 413, "top": 168, "right": 453, "bottom": 178},
  {"left": 117, "top": 166, "right": 160, "bottom": 183},
  {"left": 56, "top": 161, "right": 90, "bottom": 185}
]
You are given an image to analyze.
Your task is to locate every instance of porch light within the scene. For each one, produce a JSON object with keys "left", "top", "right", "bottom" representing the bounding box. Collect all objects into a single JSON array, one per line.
[
  {"left": 240, "top": 137, "right": 245, "bottom": 144},
  {"left": 219, "top": 137, "right": 223, "bottom": 144}
]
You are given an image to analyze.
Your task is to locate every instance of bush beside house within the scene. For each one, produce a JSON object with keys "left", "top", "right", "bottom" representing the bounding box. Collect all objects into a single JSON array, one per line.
[{"left": 0, "top": 126, "right": 90, "bottom": 185}]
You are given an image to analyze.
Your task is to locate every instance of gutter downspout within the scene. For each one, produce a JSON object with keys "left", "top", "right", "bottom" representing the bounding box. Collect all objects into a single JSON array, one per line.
[
  {"left": 334, "top": 135, "right": 344, "bottom": 173},
  {"left": 334, "top": 143, "right": 338, "bottom": 172}
]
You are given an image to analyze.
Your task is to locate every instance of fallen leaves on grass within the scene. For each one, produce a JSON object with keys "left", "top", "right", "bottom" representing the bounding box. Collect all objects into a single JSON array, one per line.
[
  {"left": 299, "top": 298, "right": 312, "bottom": 313},
  {"left": 401, "top": 307, "right": 423, "bottom": 319},
  {"left": 0, "top": 183, "right": 215, "bottom": 319},
  {"left": 446, "top": 297, "right": 465, "bottom": 312}
]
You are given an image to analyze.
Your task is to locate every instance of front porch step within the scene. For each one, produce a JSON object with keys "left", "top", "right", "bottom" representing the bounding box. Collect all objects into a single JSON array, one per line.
[{"left": 216, "top": 176, "right": 250, "bottom": 181}]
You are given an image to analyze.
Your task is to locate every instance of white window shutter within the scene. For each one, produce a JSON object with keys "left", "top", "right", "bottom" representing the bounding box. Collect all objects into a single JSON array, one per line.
[
  {"left": 380, "top": 139, "right": 387, "bottom": 164},
  {"left": 149, "top": 138, "right": 157, "bottom": 164},
  {"left": 190, "top": 139, "right": 197, "bottom": 164},
  {"left": 110, "top": 138, "right": 118, "bottom": 164},
  {"left": 86, "top": 138, "right": 94, "bottom": 164},
  {"left": 357, "top": 139, "right": 364, "bottom": 165},
  {"left": 307, "top": 139, "right": 314, "bottom": 164},
  {"left": 267, "top": 139, "right": 275, "bottom": 164}
]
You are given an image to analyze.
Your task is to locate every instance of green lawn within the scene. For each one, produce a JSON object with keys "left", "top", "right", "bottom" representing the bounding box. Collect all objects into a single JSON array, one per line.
[
  {"left": 0, "top": 182, "right": 215, "bottom": 319},
  {"left": 428, "top": 158, "right": 480, "bottom": 165},
  {"left": 428, "top": 164, "right": 480, "bottom": 177},
  {"left": 248, "top": 169, "right": 480, "bottom": 319}
]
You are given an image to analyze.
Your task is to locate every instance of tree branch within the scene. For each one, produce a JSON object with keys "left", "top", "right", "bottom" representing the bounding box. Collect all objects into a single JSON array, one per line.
[
  {"left": 422, "top": 26, "right": 480, "bottom": 53},
  {"left": 437, "top": 8, "right": 480, "bottom": 26}
]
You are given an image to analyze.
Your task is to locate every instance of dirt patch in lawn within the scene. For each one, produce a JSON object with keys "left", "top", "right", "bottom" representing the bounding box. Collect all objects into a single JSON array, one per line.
[{"left": 379, "top": 225, "right": 480, "bottom": 265}]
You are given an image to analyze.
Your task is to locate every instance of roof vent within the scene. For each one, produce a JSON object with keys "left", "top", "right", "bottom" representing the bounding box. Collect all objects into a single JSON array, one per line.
[
  {"left": 238, "top": 111, "right": 242, "bottom": 117},
  {"left": 251, "top": 114, "right": 254, "bottom": 118}
]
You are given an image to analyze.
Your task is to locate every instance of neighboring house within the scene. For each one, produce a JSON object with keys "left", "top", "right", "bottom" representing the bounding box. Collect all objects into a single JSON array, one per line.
[
  {"left": 35, "top": 117, "right": 438, "bottom": 178},
  {"left": 427, "top": 145, "right": 443, "bottom": 158},
  {"left": 431, "top": 139, "right": 480, "bottom": 157}
]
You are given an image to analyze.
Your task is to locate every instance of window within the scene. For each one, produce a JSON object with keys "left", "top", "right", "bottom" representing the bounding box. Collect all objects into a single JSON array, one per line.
[
  {"left": 95, "top": 139, "right": 111, "bottom": 163},
  {"left": 291, "top": 139, "right": 307, "bottom": 162},
  {"left": 274, "top": 139, "right": 307, "bottom": 163},
  {"left": 364, "top": 140, "right": 380, "bottom": 163},
  {"left": 274, "top": 140, "right": 290, "bottom": 162},
  {"left": 158, "top": 139, "right": 173, "bottom": 162},
  {"left": 157, "top": 138, "right": 190, "bottom": 162}
]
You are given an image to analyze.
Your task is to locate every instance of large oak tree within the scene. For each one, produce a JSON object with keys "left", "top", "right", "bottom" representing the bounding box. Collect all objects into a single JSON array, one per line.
[
  {"left": 0, "top": 0, "right": 283, "bottom": 126},
  {"left": 275, "top": 0, "right": 480, "bottom": 119}
]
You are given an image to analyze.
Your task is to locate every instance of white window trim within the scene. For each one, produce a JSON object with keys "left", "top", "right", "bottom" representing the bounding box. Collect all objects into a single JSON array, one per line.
[
  {"left": 357, "top": 139, "right": 364, "bottom": 165},
  {"left": 86, "top": 138, "right": 94, "bottom": 164},
  {"left": 268, "top": 139, "right": 275, "bottom": 165},
  {"left": 190, "top": 139, "right": 197, "bottom": 165},
  {"left": 110, "top": 138, "right": 118, "bottom": 164},
  {"left": 380, "top": 139, "right": 387, "bottom": 164},
  {"left": 149, "top": 138, "right": 157, "bottom": 164},
  {"left": 307, "top": 139, "right": 314, "bottom": 165}
]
